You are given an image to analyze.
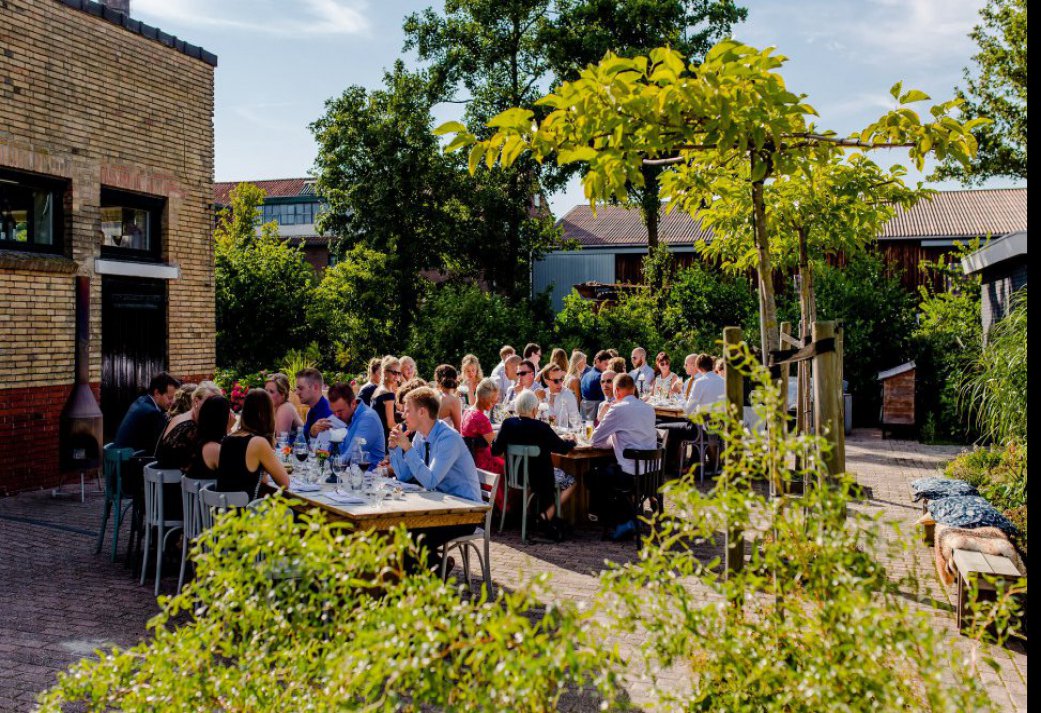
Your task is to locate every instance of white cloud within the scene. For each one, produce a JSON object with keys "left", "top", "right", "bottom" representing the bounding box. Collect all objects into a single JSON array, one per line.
[
  {"left": 835, "top": 0, "right": 984, "bottom": 65},
  {"left": 133, "top": 0, "right": 369, "bottom": 36}
]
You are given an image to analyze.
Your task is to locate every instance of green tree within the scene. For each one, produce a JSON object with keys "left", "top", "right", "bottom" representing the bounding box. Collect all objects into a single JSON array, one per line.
[
  {"left": 308, "top": 246, "right": 398, "bottom": 373},
  {"left": 214, "top": 183, "right": 315, "bottom": 372},
  {"left": 933, "top": 0, "right": 1027, "bottom": 183},
  {"left": 442, "top": 42, "right": 985, "bottom": 357},
  {"left": 311, "top": 63, "right": 471, "bottom": 331},
  {"left": 662, "top": 259, "right": 759, "bottom": 353},
  {"left": 553, "top": 288, "right": 663, "bottom": 359}
]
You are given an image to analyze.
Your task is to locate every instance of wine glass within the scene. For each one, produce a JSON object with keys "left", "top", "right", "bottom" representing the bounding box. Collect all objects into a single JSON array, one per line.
[{"left": 330, "top": 453, "right": 348, "bottom": 485}]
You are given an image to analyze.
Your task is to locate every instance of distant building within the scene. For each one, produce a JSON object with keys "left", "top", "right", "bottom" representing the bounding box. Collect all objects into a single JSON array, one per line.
[
  {"left": 535, "top": 188, "right": 1027, "bottom": 312},
  {"left": 213, "top": 178, "right": 333, "bottom": 273},
  {"left": 961, "top": 230, "right": 1027, "bottom": 342},
  {"left": 0, "top": 0, "right": 216, "bottom": 494}
]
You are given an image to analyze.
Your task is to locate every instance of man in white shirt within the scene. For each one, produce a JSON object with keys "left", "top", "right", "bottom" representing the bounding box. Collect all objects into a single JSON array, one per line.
[
  {"left": 503, "top": 357, "right": 534, "bottom": 406},
  {"left": 496, "top": 354, "right": 521, "bottom": 404},
  {"left": 685, "top": 353, "right": 726, "bottom": 415},
  {"left": 490, "top": 345, "right": 515, "bottom": 381},
  {"left": 543, "top": 363, "right": 579, "bottom": 427},
  {"left": 628, "top": 347, "right": 655, "bottom": 393},
  {"left": 679, "top": 353, "right": 698, "bottom": 402},
  {"left": 589, "top": 373, "right": 658, "bottom": 539}
]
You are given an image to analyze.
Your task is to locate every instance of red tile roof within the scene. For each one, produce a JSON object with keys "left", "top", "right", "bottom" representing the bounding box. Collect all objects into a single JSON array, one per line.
[
  {"left": 558, "top": 188, "right": 1027, "bottom": 247},
  {"left": 213, "top": 178, "right": 312, "bottom": 205}
]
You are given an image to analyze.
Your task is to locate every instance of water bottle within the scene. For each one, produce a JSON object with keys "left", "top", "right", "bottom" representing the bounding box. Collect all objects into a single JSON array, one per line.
[{"left": 637, "top": 371, "right": 646, "bottom": 398}]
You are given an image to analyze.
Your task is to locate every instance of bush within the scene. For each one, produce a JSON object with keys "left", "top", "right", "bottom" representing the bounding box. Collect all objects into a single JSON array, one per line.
[
  {"left": 405, "top": 283, "right": 553, "bottom": 377},
  {"left": 553, "top": 288, "right": 664, "bottom": 360},
  {"left": 215, "top": 184, "right": 316, "bottom": 372},
  {"left": 945, "top": 442, "right": 1028, "bottom": 555},
  {"left": 779, "top": 252, "right": 917, "bottom": 426},
  {"left": 308, "top": 246, "right": 398, "bottom": 373},
  {"left": 662, "top": 261, "right": 760, "bottom": 354}
]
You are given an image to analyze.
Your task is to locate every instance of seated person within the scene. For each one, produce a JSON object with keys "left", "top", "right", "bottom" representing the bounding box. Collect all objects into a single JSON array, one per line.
[
  {"left": 314, "top": 382, "right": 386, "bottom": 470},
  {"left": 460, "top": 378, "right": 503, "bottom": 477},
  {"left": 544, "top": 364, "right": 579, "bottom": 428},
  {"left": 434, "top": 364, "right": 463, "bottom": 431},
  {"left": 358, "top": 357, "right": 383, "bottom": 406},
  {"left": 264, "top": 372, "right": 303, "bottom": 440},
  {"left": 588, "top": 373, "right": 658, "bottom": 540},
  {"left": 684, "top": 353, "right": 726, "bottom": 415},
  {"left": 388, "top": 387, "right": 482, "bottom": 572},
  {"left": 296, "top": 367, "right": 332, "bottom": 443},
  {"left": 595, "top": 369, "right": 617, "bottom": 425},
  {"left": 188, "top": 395, "right": 231, "bottom": 481},
  {"left": 216, "top": 389, "right": 290, "bottom": 499},
  {"left": 648, "top": 351, "right": 683, "bottom": 399},
  {"left": 114, "top": 371, "right": 181, "bottom": 454},
  {"left": 496, "top": 354, "right": 521, "bottom": 404},
  {"left": 503, "top": 359, "right": 536, "bottom": 407},
  {"left": 371, "top": 356, "right": 403, "bottom": 440},
  {"left": 492, "top": 390, "right": 577, "bottom": 540}
]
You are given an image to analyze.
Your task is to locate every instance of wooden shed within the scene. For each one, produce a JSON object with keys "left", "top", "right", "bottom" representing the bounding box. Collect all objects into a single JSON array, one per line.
[{"left": 877, "top": 361, "right": 916, "bottom": 437}]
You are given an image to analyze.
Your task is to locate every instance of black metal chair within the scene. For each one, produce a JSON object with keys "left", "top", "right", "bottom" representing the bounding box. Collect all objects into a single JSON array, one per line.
[{"left": 622, "top": 446, "right": 666, "bottom": 548}]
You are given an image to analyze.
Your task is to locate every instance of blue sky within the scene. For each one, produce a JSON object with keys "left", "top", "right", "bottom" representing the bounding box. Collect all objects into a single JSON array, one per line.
[{"left": 134, "top": 0, "right": 1023, "bottom": 217}]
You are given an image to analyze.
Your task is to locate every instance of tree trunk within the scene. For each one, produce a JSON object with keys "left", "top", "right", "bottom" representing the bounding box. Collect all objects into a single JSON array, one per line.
[
  {"left": 750, "top": 153, "right": 779, "bottom": 359},
  {"left": 641, "top": 164, "right": 661, "bottom": 253}
]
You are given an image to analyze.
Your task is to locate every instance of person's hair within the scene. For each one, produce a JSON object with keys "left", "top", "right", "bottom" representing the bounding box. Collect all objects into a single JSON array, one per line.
[
  {"left": 380, "top": 355, "right": 401, "bottom": 384},
  {"left": 685, "top": 353, "right": 698, "bottom": 367},
  {"left": 475, "top": 377, "right": 500, "bottom": 402},
  {"left": 613, "top": 373, "right": 636, "bottom": 392},
  {"left": 606, "top": 348, "right": 619, "bottom": 358},
  {"left": 514, "top": 389, "right": 540, "bottom": 417},
  {"left": 607, "top": 356, "right": 626, "bottom": 374},
  {"left": 403, "top": 386, "right": 441, "bottom": 419},
  {"left": 594, "top": 350, "right": 612, "bottom": 364},
  {"left": 523, "top": 343, "right": 541, "bottom": 359},
  {"left": 169, "top": 383, "right": 198, "bottom": 416},
  {"left": 265, "top": 373, "right": 291, "bottom": 401},
  {"left": 193, "top": 383, "right": 219, "bottom": 406},
  {"left": 148, "top": 371, "right": 181, "bottom": 396},
  {"left": 434, "top": 364, "right": 458, "bottom": 390},
  {"left": 239, "top": 388, "right": 276, "bottom": 445},
  {"left": 714, "top": 357, "right": 725, "bottom": 373},
  {"left": 396, "top": 377, "right": 427, "bottom": 406},
  {"left": 567, "top": 350, "right": 586, "bottom": 377},
  {"left": 697, "top": 353, "right": 715, "bottom": 372},
  {"left": 549, "top": 347, "right": 568, "bottom": 374},
  {"left": 632, "top": 346, "right": 647, "bottom": 359},
  {"left": 367, "top": 357, "right": 383, "bottom": 378},
  {"left": 196, "top": 395, "right": 231, "bottom": 447},
  {"left": 295, "top": 367, "right": 324, "bottom": 388},
  {"left": 517, "top": 359, "right": 535, "bottom": 376},
  {"left": 505, "top": 354, "right": 522, "bottom": 367},
  {"left": 460, "top": 353, "right": 483, "bottom": 381},
  {"left": 400, "top": 355, "right": 417, "bottom": 374},
  {"left": 499, "top": 345, "right": 516, "bottom": 360},
  {"left": 545, "top": 363, "right": 564, "bottom": 379},
  {"left": 327, "top": 382, "right": 356, "bottom": 405}
]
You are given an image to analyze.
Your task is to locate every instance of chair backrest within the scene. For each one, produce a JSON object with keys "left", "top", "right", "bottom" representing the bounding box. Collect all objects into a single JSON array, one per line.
[
  {"left": 142, "top": 462, "right": 184, "bottom": 526},
  {"left": 181, "top": 477, "right": 217, "bottom": 540},
  {"left": 622, "top": 447, "right": 666, "bottom": 506},
  {"left": 505, "top": 444, "right": 540, "bottom": 490},
  {"left": 656, "top": 427, "right": 668, "bottom": 452},
  {"left": 103, "top": 443, "right": 135, "bottom": 490},
  {"left": 475, "top": 468, "right": 503, "bottom": 531},
  {"left": 198, "top": 483, "right": 250, "bottom": 532}
]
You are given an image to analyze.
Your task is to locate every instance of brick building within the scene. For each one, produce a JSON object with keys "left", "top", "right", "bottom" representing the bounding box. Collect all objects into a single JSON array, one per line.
[{"left": 0, "top": 0, "right": 217, "bottom": 495}]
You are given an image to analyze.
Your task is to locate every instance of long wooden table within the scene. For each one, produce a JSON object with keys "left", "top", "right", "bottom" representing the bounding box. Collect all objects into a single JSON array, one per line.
[
  {"left": 281, "top": 483, "right": 489, "bottom": 531},
  {"left": 552, "top": 445, "right": 615, "bottom": 525}
]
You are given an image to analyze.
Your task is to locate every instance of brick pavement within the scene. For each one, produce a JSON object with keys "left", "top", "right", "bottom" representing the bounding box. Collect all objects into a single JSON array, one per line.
[{"left": 0, "top": 430, "right": 1025, "bottom": 711}]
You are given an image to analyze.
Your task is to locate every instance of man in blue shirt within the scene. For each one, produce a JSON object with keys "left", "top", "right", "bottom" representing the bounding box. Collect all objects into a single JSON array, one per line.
[
  {"left": 296, "top": 367, "right": 332, "bottom": 443},
  {"left": 579, "top": 350, "right": 612, "bottom": 420},
  {"left": 316, "top": 382, "right": 386, "bottom": 469},
  {"left": 389, "top": 386, "right": 482, "bottom": 572}
]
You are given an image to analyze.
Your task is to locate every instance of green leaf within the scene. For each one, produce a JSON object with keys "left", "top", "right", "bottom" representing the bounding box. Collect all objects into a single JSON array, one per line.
[
  {"left": 467, "top": 143, "right": 486, "bottom": 174},
  {"left": 889, "top": 81, "right": 903, "bottom": 100},
  {"left": 898, "top": 89, "right": 930, "bottom": 104},
  {"left": 444, "top": 133, "right": 472, "bottom": 153},
  {"left": 433, "top": 120, "right": 467, "bottom": 136},
  {"left": 557, "top": 146, "right": 599, "bottom": 165}
]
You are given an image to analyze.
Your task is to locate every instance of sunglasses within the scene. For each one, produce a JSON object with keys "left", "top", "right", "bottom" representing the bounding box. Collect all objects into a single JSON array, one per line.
[
  {"left": 517, "top": 371, "right": 533, "bottom": 376},
  {"left": 547, "top": 377, "right": 564, "bottom": 384},
  {"left": 386, "top": 369, "right": 401, "bottom": 376}
]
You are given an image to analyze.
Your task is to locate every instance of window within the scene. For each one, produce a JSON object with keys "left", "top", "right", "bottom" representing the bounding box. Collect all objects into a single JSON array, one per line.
[
  {"left": 0, "top": 168, "right": 66, "bottom": 253},
  {"left": 258, "top": 200, "right": 322, "bottom": 227},
  {"left": 100, "top": 187, "right": 163, "bottom": 260}
]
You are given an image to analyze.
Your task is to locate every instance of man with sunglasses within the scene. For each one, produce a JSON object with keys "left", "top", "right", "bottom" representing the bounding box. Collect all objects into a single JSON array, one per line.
[
  {"left": 543, "top": 363, "right": 578, "bottom": 426},
  {"left": 504, "top": 359, "right": 537, "bottom": 407}
]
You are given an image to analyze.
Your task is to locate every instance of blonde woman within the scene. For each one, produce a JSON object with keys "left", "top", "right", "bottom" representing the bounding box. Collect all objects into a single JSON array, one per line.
[
  {"left": 167, "top": 383, "right": 198, "bottom": 418},
  {"left": 458, "top": 353, "right": 483, "bottom": 407},
  {"left": 565, "top": 350, "right": 587, "bottom": 402},
  {"left": 549, "top": 348, "right": 568, "bottom": 375},
  {"left": 399, "top": 356, "right": 418, "bottom": 383},
  {"left": 264, "top": 372, "right": 303, "bottom": 438},
  {"left": 372, "top": 355, "right": 403, "bottom": 440}
]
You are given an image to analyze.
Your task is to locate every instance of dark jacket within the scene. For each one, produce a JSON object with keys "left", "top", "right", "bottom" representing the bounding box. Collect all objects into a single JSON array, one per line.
[
  {"left": 113, "top": 394, "right": 167, "bottom": 454},
  {"left": 492, "top": 416, "right": 574, "bottom": 504}
]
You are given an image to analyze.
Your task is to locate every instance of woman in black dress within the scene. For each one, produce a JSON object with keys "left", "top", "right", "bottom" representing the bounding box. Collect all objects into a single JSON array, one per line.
[
  {"left": 216, "top": 389, "right": 290, "bottom": 499},
  {"left": 187, "top": 395, "right": 230, "bottom": 481}
]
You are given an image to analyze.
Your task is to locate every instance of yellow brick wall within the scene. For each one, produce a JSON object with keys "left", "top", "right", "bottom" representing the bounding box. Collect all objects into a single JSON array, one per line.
[{"left": 0, "top": 0, "right": 215, "bottom": 389}]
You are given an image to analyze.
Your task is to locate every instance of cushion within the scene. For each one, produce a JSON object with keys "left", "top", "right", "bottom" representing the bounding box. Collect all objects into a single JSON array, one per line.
[
  {"left": 926, "top": 496, "right": 1017, "bottom": 535},
  {"left": 910, "top": 477, "right": 977, "bottom": 502}
]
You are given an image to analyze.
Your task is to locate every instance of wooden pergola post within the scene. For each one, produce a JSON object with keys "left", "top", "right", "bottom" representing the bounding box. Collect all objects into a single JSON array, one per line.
[
  {"left": 811, "top": 320, "right": 845, "bottom": 481},
  {"left": 723, "top": 326, "right": 744, "bottom": 576}
]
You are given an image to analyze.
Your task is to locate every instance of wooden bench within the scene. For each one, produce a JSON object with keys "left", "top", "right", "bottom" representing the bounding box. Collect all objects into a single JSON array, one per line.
[{"left": 951, "top": 548, "right": 1023, "bottom": 630}]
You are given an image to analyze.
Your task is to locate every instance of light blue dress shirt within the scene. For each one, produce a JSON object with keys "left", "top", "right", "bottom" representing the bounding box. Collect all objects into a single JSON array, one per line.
[
  {"left": 389, "top": 420, "right": 482, "bottom": 502},
  {"left": 344, "top": 400, "right": 386, "bottom": 470}
]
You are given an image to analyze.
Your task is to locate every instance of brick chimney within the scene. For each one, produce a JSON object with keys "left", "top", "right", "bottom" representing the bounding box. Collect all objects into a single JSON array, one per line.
[{"left": 99, "top": 0, "right": 130, "bottom": 15}]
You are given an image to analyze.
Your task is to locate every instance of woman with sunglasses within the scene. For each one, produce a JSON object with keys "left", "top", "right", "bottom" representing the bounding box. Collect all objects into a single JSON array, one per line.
[
  {"left": 648, "top": 351, "right": 683, "bottom": 400},
  {"left": 371, "top": 355, "right": 403, "bottom": 442}
]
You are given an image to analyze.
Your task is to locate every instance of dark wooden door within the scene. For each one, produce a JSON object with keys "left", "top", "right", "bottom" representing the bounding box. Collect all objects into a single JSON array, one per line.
[{"left": 101, "top": 276, "right": 167, "bottom": 439}]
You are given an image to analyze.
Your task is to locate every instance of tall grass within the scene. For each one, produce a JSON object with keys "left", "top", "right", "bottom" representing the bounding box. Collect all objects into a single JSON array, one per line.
[{"left": 959, "top": 288, "right": 1027, "bottom": 445}]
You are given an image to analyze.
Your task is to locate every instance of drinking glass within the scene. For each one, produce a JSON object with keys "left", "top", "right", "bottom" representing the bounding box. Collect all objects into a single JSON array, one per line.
[
  {"left": 349, "top": 464, "right": 364, "bottom": 491},
  {"left": 330, "top": 454, "right": 348, "bottom": 485}
]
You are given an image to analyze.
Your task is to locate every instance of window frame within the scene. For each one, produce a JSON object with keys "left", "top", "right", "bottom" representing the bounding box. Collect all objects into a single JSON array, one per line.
[
  {"left": 0, "top": 167, "right": 67, "bottom": 255},
  {"left": 99, "top": 187, "right": 165, "bottom": 262}
]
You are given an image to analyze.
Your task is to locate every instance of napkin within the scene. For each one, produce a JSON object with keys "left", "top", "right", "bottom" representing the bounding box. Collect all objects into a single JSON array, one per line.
[
  {"left": 289, "top": 478, "right": 320, "bottom": 493},
  {"left": 326, "top": 491, "right": 367, "bottom": 505},
  {"left": 313, "top": 415, "right": 348, "bottom": 450},
  {"left": 396, "top": 482, "right": 424, "bottom": 493}
]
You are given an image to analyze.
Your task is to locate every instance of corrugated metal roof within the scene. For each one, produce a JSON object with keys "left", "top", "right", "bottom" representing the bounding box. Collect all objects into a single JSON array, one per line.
[
  {"left": 213, "top": 178, "right": 312, "bottom": 205},
  {"left": 558, "top": 188, "right": 1027, "bottom": 248}
]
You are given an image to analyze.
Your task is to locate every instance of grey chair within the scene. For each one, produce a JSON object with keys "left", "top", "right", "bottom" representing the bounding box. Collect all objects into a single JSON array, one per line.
[
  {"left": 177, "top": 476, "right": 216, "bottom": 594},
  {"left": 440, "top": 468, "right": 502, "bottom": 597},
  {"left": 501, "top": 444, "right": 561, "bottom": 545},
  {"left": 140, "top": 463, "right": 185, "bottom": 596},
  {"left": 678, "top": 424, "right": 720, "bottom": 484},
  {"left": 197, "top": 483, "right": 250, "bottom": 533}
]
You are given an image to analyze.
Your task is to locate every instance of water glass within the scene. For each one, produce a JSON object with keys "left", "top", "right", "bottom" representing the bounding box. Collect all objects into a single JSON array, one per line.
[{"left": 349, "top": 464, "right": 364, "bottom": 491}]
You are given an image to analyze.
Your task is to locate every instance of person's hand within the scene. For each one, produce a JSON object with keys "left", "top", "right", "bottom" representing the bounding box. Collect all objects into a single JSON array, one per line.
[
  {"left": 388, "top": 423, "right": 411, "bottom": 453},
  {"left": 311, "top": 418, "right": 332, "bottom": 436}
]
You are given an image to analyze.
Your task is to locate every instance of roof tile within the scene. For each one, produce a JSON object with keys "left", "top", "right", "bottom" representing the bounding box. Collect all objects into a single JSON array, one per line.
[{"left": 213, "top": 178, "right": 313, "bottom": 205}]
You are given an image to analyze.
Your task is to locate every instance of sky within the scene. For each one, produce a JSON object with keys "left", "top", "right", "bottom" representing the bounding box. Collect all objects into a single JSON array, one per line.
[{"left": 133, "top": 0, "right": 1023, "bottom": 218}]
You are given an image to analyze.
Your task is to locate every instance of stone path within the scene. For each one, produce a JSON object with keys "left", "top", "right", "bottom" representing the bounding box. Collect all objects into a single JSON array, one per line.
[{"left": 0, "top": 430, "right": 1026, "bottom": 711}]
